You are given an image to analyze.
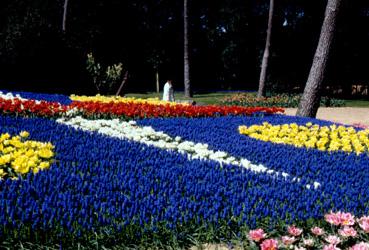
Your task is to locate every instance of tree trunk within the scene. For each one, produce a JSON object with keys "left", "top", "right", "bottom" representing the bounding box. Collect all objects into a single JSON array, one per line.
[
  {"left": 62, "top": 0, "right": 69, "bottom": 32},
  {"left": 115, "top": 71, "right": 129, "bottom": 96},
  {"left": 296, "top": 0, "right": 342, "bottom": 117},
  {"left": 184, "top": 0, "right": 192, "bottom": 98},
  {"left": 257, "top": 0, "right": 274, "bottom": 98},
  {"left": 155, "top": 70, "right": 160, "bottom": 93}
]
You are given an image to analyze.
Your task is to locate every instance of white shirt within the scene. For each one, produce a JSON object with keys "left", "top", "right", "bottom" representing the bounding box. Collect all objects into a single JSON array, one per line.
[{"left": 163, "top": 82, "right": 175, "bottom": 102}]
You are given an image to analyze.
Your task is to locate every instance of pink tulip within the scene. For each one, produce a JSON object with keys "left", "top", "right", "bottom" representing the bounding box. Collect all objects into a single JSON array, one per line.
[
  {"left": 311, "top": 226, "right": 325, "bottom": 236},
  {"left": 303, "top": 239, "right": 314, "bottom": 247},
  {"left": 281, "top": 236, "right": 296, "bottom": 245},
  {"left": 325, "top": 235, "right": 341, "bottom": 245},
  {"left": 338, "top": 226, "right": 357, "bottom": 237},
  {"left": 358, "top": 216, "right": 369, "bottom": 233},
  {"left": 323, "top": 244, "right": 341, "bottom": 250},
  {"left": 248, "top": 228, "right": 266, "bottom": 242},
  {"left": 288, "top": 225, "right": 303, "bottom": 236},
  {"left": 325, "top": 212, "right": 342, "bottom": 226},
  {"left": 339, "top": 212, "right": 355, "bottom": 226},
  {"left": 350, "top": 242, "right": 369, "bottom": 250},
  {"left": 260, "top": 239, "right": 278, "bottom": 250}
]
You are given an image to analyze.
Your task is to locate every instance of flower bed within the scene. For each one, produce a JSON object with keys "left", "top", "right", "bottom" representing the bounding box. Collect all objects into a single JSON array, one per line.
[
  {"left": 0, "top": 90, "right": 72, "bottom": 105},
  {"left": 0, "top": 91, "right": 368, "bottom": 249},
  {"left": 239, "top": 122, "right": 369, "bottom": 154},
  {"left": 0, "top": 92, "right": 283, "bottom": 119},
  {"left": 1, "top": 115, "right": 302, "bottom": 248},
  {"left": 0, "top": 131, "right": 54, "bottom": 179},
  {"left": 70, "top": 94, "right": 182, "bottom": 106},
  {"left": 221, "top": 93, "right": 346, "bottom": 108},
  {"left": 138, "top": 116, "right": 369, "bottom": 216},
  {"left": 69, "top": 100, "right": 283, "bottom": 119},
  {"left": 247, "top": 212, "right": 369, "bottom": 249},
  {"left": 0, "top": 97, "right": 69, "bottom": 117}
]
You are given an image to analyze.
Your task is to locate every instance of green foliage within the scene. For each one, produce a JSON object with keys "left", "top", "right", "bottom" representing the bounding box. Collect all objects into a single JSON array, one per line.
[
  {"left": 86, "top": 53, "right": 123, "bottom": 94},
  {"left": 221, "top": 93, "right": 345, "bottom": 108},
  {"left": 0, "top": 214, "right": 340, "bottom": 249},
  {"left": 0, "top": 219, "right": 241, "bottom": 249}
]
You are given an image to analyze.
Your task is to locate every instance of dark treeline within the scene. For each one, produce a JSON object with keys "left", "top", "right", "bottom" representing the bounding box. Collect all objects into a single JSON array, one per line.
[{"left": 0, "top": 0, "right": 368, "bottom": 96}]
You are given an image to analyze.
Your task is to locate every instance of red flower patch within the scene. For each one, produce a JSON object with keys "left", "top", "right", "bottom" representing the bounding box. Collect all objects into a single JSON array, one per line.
[{"left": 70, "top": 101, "right": 284, "bottom": 119}]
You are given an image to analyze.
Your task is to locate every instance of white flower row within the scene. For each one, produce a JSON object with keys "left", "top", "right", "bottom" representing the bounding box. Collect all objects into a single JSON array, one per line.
[
  {"left": 0, "top": 91, "right": 29, "bottom": 102},
  {"left": 57, "top": 116, "right": 321, "bottom": 189}
]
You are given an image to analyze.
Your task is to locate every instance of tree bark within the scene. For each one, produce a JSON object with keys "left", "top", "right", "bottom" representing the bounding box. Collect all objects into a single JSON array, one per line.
[
  {"left": 62, "top": 0, "right": 69, "bottom": 32},
  {"left": 156, "top": 70, "right": 160, "bottom": 93},
  {"left": 296, "top": 0, "right": 342, "bottom": 117},
  {"left": 184, "top": 0, "right": 192, "bottom": 98},
  {"left": 257, "top": 0, "right": 274, "bottom": 98},
  {"left": 115, "top": 71, "right": 129, "bottom": 96}
]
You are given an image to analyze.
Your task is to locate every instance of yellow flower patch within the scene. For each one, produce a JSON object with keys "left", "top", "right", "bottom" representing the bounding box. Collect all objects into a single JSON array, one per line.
[
  {"left": 0, "top": 131, "right": 54, "bottom": 179},
  {"left": 239, "top": 122, "right": 369, "bottom": 155},
  {"left": 70, "top": 94, "right": 185, "bottom": 106}
]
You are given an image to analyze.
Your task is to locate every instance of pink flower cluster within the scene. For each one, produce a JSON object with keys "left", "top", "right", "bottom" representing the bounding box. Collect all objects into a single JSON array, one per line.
[
  {"left": 325, "top": 235, "right": 341, "bottom": 245},
  {"left": 323, "top": 244, "right": 341, "bottom": 250},
  {"left": 247, "top": 211, "right": 369, "bottom": 250},
  {"left": 325, "top": 211, "right": 355, "bottom": 226},
  {"left": 248, "top": 229, "right": 267, "bottom": 242},
  {"left": 339, "top": 226, "right": 357, "bottom": 237},
  {"left": 288, "top": 225, "right": 303, "bottom": 236},
  {"left": 351, "top": 242, "right": 369, "bottom": 250},
  {"left": 358, "top": 216, "right": 369, "bottom": 233},
  {"left": 260, "top": 239, "right": 278, "bottom": 250},
  {"left": 311, "top": 226, "right": 325, "bottom": 236},
  {"left": 281, "top": 236, "right": 296, "bottom": 245},
  {"left": 248, "top": 225, "right": 305, "bottom": 249}
]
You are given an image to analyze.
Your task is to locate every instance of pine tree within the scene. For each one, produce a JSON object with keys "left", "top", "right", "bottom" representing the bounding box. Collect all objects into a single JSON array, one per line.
[{"left": 297, "top": 0, "right": 342, "bottom": 117}]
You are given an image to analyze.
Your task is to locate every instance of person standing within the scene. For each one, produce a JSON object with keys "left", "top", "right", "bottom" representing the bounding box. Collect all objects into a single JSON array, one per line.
[{"left": 162, "top": 80, "right": 175, "bottom": 102}]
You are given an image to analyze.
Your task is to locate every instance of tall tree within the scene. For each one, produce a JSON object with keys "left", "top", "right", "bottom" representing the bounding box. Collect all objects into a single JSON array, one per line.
[
  {"left": 257, "top": 0, "right": 274, "bottom": 98},
  {"left": 62, "top": 0, "right": 69, "bottom": 32},
  {"left": 296, "top": 0, "right": 342, "bottom": 117},
  {"left": 184, "top": 0, "right": 192, "bottom": 97}
]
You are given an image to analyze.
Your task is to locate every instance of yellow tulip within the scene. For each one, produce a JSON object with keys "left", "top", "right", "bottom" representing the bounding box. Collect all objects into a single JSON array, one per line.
[
  {"left": 239, "top": 122, "right": 369, "bottom": 155},
  {"left": 38, "top": 161, "right": 50, "bottom": 169},
  {"left": 20, "top": 131, "right": 30, "bottom": 138},
  {"left": 70, "top": 94, "right": 188, "bottom": 106},
  {"left": 0, "top": 168, "right": 6, "bottom": 177},
  {"left": 0, "top": 131, "right": 55, "bottom": 179},
  {"left": 37, "top": 149, "right": 54, "bottom": 159}
]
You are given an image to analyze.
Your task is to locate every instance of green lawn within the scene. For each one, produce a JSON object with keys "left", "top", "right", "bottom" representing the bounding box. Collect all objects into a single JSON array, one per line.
[
  {"left": 125, "top": 91, "right": 233, "bottom": 105},
  {"left": 125, "top": 91, "right": 369, "bottom": 107},
  {"left": 344, "top": 99, "right": 369, "bottom": 107}
]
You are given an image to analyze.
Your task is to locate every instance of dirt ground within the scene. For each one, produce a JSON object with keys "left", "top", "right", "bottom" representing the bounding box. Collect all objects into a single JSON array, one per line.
[{"left": 283, "top": 107, "right": 369, "bottom": 127}]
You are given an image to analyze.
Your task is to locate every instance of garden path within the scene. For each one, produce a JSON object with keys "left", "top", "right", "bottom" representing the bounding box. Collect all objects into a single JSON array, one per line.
[{"left": 283, "top": 107, "right": 369, "bottom": 127}]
